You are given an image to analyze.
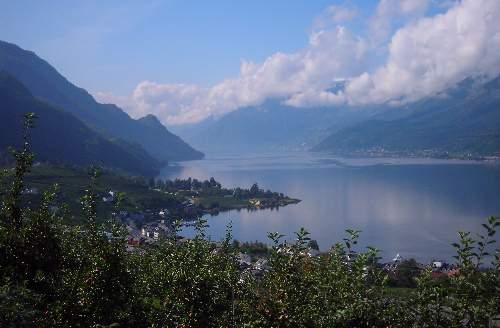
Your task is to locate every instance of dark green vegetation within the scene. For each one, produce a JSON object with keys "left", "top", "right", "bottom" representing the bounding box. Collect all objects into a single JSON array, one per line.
[
  {"left": 314, "top": 77, "right": 500, "bottom": 157},
  {"left": 0, "top": 71, "right": 161, "bottom": 176},
  {"left": 232, "top": 240, "right": 270, "bottom": 257},
  {"left": 0, "top": 40, "right": 203, "bottom": 171},
  {"left": 0, "top": 116, "right": 498, "bottom": 327},
  {"left": 154, "top": 177, "right": 300, "bottom": 211}
]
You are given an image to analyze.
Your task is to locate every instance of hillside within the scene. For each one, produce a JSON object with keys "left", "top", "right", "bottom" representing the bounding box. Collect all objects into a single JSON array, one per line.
[
  {"left": 136, "top": 114, "right": 203, "bottom": 160},
  {"left": 314, "top": 77, "right": 500, "bottom": 157},
  {"left": 0, "top": 71, "right": 161, "bottom": 176},
  {"left": 0, "top": 40, "right": 203, "bottom": 162},
  {"left": 171, "top": 99, "right": 375, "bottom": 153}
]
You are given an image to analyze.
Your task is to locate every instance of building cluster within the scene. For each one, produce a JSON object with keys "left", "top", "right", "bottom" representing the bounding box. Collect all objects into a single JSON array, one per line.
[
  {"left": 383, "top": 253, "right": 460, "bottom": 278},
  {"left": 429, "top": 260, "right": 460, "bottom": 278},
  {"left": 111, "top": 208, "right": 175, "bottom": 250},
  {"left": 236, "top": 253, "right": 269, "bottom": 277},
  {"left": 21, "top": 187, "right": 39, "bottom": 195}
]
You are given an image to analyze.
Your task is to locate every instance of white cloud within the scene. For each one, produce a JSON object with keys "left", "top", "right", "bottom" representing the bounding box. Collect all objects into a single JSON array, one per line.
[
  {"left": 314, "top": 3, "right": 358, "bottom": 29},
  {"left": 370, "top": 0, "right": 429, "bottom": 45},
  {"left": 93, "top": 91, "right": 132, "bottom": 110},
  {"left": 345, "top": 0, "right": 500, "bottom": 105},
  {"left": 124, "top": 25, "right": 369, "bottom": 124},
  {"left": 285, "top": 89, "right": 346, "bottom": 107},
  {"left": 328, "top": 5, "right": 358, "bottom": 23},
  {"left": 102, "top": 0, "right": 500, "bottom": 125},
  {"left": 132, "top": 81, "right": 206, "bottom": 121}
]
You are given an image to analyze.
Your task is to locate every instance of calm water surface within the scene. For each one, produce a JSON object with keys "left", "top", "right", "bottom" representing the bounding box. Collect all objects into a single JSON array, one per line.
[{"left": 159, "top": 153, "right": 500, "bottom": 262}]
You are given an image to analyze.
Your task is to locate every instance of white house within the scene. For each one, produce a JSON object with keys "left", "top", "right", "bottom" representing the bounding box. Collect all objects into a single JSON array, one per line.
[{"left": 102, "top": 190, "right": 115, "bottom": 202}]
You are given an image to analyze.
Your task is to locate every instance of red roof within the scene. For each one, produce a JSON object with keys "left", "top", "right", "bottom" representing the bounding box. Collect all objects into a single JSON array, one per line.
[
  {"left": 127, "top": 238, "right": 139, "bottom": 246},
  {"left": 431, "top": 271, "right": 447, "bottom": 279}
]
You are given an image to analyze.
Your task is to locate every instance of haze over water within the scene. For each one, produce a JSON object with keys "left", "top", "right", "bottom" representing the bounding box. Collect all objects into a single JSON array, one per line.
[{"left": 159, "top": 153, "right": 500, "bottom": 262}]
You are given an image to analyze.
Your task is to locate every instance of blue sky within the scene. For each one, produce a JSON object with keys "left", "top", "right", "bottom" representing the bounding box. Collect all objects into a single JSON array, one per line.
[
  {"left": 2, "top": 1, "right": 500, "bottom": 125},
  {"left": 1, "top": 0, "right": 377, "bottom": 93}
]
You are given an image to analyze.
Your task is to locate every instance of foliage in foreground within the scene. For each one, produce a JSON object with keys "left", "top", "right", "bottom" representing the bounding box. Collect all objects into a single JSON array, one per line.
[{"left": 0, "top": 114, "right": 499, "bottom": 327}]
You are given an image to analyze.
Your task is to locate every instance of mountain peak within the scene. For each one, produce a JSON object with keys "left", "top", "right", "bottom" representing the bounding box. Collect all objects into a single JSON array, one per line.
[
  {"left": 139, "top": 113, "right": 161, "bottom": 123},
  {"left": 138, "top": 114, "right": 166, "bottom": 129}
]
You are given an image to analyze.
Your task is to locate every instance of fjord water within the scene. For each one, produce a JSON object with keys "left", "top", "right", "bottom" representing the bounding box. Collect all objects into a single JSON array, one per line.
[{"left": 159, "top": 153, "right": 500, "bottom": 262}]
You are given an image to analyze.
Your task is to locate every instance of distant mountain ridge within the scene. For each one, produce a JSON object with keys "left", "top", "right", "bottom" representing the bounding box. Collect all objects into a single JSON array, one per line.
[
  {"left": 170, "top": 99, "right": 377, "bottom": 153},
  {"left": 0, "top": 40, "right": 203, "bottom": 162},
  {"left": 0, "top": 71, "right": 161, "bottom": 176},
  {"left": 172, "top": 76, "right": 500, "bottom": 158},
  {"left": 314, "top": 76, "right": 500, "bottom": 156}
]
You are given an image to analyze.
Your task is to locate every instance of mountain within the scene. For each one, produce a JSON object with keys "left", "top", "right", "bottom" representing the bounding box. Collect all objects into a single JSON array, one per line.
[
  {"left": 0, "top": 71, "right": 161, "bottom": 176},
  {"left": 134, "top": 114, "right": 203, "bottom": 160},
  {"left": 0, "top": 40, "right": 203, "bottom": 162},
  {"left": 173, "top": 76, "right": 500, "bottom": 157},
  {"left": 314, "top": 77, "right": 500, "bottom": 156},
  {"left": 170, "top": 99, "right": 376, "bottom": 153}
]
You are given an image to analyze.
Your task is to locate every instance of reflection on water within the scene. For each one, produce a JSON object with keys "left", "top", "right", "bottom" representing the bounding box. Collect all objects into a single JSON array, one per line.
[{"left": 158, "top": 153, "right": 500, "bottom": 262}]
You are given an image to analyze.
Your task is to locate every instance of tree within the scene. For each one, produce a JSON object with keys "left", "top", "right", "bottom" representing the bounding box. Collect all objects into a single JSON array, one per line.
[{"left": 250, "top": 183, "right": 259, "bottom": 196}]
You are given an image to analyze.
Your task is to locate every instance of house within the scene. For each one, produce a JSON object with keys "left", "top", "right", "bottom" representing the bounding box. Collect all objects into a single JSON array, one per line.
[
  {"left": 102, "top": 191, "right": 115, "bottom": 202},
  {"left": 127, "top": 237, "right": 140, "bottom": 246},
  {"left": 141, "top": 221, "right": 173, "bottom": 240},
  {"left": 22, "top": 187, "right": 39, "bottom": 195},
  {"left": 432, "top": 261, "right": 443, "bottom": 269},
  {"left": 393, "top": 253, "right": 403, "bottom": 263},
  {"left": 159, "top": 209, "right": 170, "bottom": 218},
  {"left": 384, "top": 253, "right": 404, "bottom": 271},
  {"left": 249, "top": 199, "right": 261, "bottom": 207},
  {"left": 237, "top": 253, "right": 252, "bottom": 269},
  {"left": 431, "top": 271, "right": 447, "bottom": 279},
  {"left": 253, "top": 258, "right": 269, "bottom": 271},
  {"left": 307, "top": 248, "right": 321, "bottom": 257},
  {"left": 141, "top": 226, "right": 153, "bottom": 238},
  {"left": 447, "top": 268, "right": 460, "bottom": 277}
]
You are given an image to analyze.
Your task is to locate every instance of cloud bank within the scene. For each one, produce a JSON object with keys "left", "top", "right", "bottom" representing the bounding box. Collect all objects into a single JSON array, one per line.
[
  {"left": 346, "top": 0, "right": 500, "bottom": 105},
  {"left": 96, "top": 0, "right": 500, "bottom": 125}
]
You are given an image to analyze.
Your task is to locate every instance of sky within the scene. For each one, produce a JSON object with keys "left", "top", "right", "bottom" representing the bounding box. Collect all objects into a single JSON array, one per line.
[{"left": 2, "top": 0, "right": 500, "bottom": 126}]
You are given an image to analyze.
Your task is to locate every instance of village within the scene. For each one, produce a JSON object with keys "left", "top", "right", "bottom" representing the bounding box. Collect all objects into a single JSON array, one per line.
[
  {"left": 107, "top": 191, "right": 462, "bottom": 284},
  {"left": 94, "top": 177, "right": 300, "bottom": 256}
]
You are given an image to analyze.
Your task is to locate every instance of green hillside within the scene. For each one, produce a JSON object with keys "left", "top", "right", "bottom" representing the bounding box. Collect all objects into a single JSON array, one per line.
[{"left": 314, "top": 77, "right": 500, "bottom": 157}]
